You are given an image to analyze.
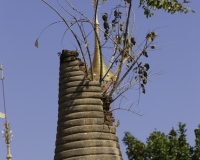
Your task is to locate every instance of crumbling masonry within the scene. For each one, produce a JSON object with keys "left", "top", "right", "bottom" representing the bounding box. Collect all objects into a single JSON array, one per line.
[{"left": 54, "top": 50, "right": 123, "bottom": 160}]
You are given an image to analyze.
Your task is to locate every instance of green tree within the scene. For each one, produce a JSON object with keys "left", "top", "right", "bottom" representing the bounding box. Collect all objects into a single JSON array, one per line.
[
  {"left": 192, "top": 125, "right": 200, "bottom": 160},
  {"left": 146, "top": 131, "right": 169, "bottom": 159},
  {"left": 123, "top": 132, "right": 146, "bottom": 160},
  {"left": 123, "top": 123, "right": 200, "bottom": 160}
]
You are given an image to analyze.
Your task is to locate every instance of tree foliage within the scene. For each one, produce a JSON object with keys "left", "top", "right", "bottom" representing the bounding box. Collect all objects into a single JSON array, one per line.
[{"left": 123, "top": 123, "right": 200, "bottom": 160}]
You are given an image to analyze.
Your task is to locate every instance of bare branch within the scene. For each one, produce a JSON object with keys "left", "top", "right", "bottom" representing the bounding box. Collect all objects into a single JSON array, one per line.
[
  {"left": 61, "top": 22, "right": 77, "bottom": 48},
  {"left": 42, "top": 0, "right": 88, "bottom": 75},
  {"left": 65, "top": 0, "right": 127, "bottom": 57},
  {"left": 57, "top": 0, "right": 93, "bottom": 78},
  {"left": 108, "top": 43, "right": 117, "bottom": 68},
  {"left": 113, "top": 87, "right": 130, "bottom": 103},
  {"left": 36, "top": 21, "right": 64, "bottom": 40},
  {"left": 81, "top": 22, "right": 93, "bottom": 80},
  {"left": 118, "top": 96, "right": 127, "bottom": 109},
  {"left": 102, "top": 33, "right": 152, "bottom": 95},
  {"left": 110, "top": 107, "right": 143, "bottom": 116},
  {"left": 65, "top": 0, "right": 93, "bottom": 24},
  {"left": 111, "top": 37, "right": 152, "bottom": 97},
  {"left": 109, "top": 1, "right": 132, "bottom": 97}
]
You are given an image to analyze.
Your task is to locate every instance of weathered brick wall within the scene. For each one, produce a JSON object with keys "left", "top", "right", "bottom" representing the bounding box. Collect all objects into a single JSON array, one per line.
[{"left": 54, "top": 50, "right": 123, "bottom": 160}]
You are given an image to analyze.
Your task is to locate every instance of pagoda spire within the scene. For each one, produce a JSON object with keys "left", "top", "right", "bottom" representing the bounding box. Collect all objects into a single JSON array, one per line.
[
  {"left": 0, "top": 63, "right": 13, "bottom": 160},
  {"left": 92, "top": 0, "right": 114, "bottom": 82},
  {"left": 3, "top": 122, "right": 13, "bottom": 160}
]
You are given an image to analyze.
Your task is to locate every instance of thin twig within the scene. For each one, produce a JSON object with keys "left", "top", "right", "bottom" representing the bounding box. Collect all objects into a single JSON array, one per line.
[
  {"left": 65, "top": 0, "right": 137, "bottom": 85},
  {"left": 37, "top": 21, "right": 63, "bottom": 40},
  {"left": 108, "top": 44, "right": 117, "bottom": 68},
  {"left": 57, "top": 0, "right": 93, "bottom": 78},
  {"left": 112, "top": 37, "right": 152, "bottom": 97},
  {"left": 109, "top": 1, "right": 132, "bottom": 97},
  {"left": 65, "top": 0, "right": 127, "bottom": 56},
  {"left": 110, "top": 107, "right": 143, "bottom": 116},
  {"left": 81, "top": 22, "right": 93, "bottom": 80},
  {"left": 61, "top": 22, "right": 77, "bottom": 48},
  {"left": 42, "top": 0, "right": 88, "bottom": 75}
]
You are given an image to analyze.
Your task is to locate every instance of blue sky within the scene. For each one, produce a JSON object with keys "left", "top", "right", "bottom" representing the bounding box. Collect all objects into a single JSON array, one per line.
[{"left": 0, "top": 1, "right": 200, "bottom": 159}]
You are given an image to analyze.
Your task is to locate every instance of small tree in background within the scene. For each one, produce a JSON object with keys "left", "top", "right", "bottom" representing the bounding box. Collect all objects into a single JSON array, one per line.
[
  {"left": 123, "top": 123, "right": 200, "bottom": 160},
  {"left": 192, "top": 125, "right": 200, "bottom": 160}
]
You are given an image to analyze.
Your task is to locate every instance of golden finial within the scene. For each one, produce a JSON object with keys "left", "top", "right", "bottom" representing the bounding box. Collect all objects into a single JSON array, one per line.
[
  {"left": 1, "top": 63, "right": 13, "bottom": 160},
  {"left": 2, "top": 122, "right": 13, "bottom": 160},
  {"left": 91, "top": 0, "right": 114, "bottom": 82}
]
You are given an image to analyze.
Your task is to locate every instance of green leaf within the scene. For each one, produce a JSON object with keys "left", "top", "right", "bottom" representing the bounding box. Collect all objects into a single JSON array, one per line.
[
  {"left": 57, "top": 52, "right": 61, "bottom": 56},
  {"left": 144, "top": 9, "right": 150, "bottom": 18},
  {"left": 139, "top": 0, "right": 144, "bottom": 6},
  {"left": 191, "top": 10, "right": 196, "bottom": 13},
  {"left": 34, "top": 39, "right": 39, "bottom": 48},
  {"left": 131, "top": 37, "right": 136, "bottom": 45},
  {"left": 142, "top": 51, "right": 148, "bottom": 57},
  {"left": 144, "top": 63, "right": 150, "bottom": 71},
  {"left": 102, "top": 0, "right": 106, "bottom": 4},
  {"left": 102, "top": 13, "right": 108, "bottom": 21},
  {"left": 124, "top": 0, "right": 131, "bottom": 3}
]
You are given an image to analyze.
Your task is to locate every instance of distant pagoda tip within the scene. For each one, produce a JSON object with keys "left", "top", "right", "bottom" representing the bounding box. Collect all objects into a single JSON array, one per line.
[{"left": 1, "top": 63, "right": 13, "bottom": 160}]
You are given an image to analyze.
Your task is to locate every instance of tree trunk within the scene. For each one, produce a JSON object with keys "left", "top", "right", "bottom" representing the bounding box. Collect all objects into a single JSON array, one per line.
[{"left": 54, "top": 50, "right": 123, "bottom": 160}]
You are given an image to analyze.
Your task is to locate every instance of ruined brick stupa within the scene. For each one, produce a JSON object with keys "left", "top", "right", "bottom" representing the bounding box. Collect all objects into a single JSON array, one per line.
[{"left": 54, "top": 1, "right": 123, "bottom": 159}]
